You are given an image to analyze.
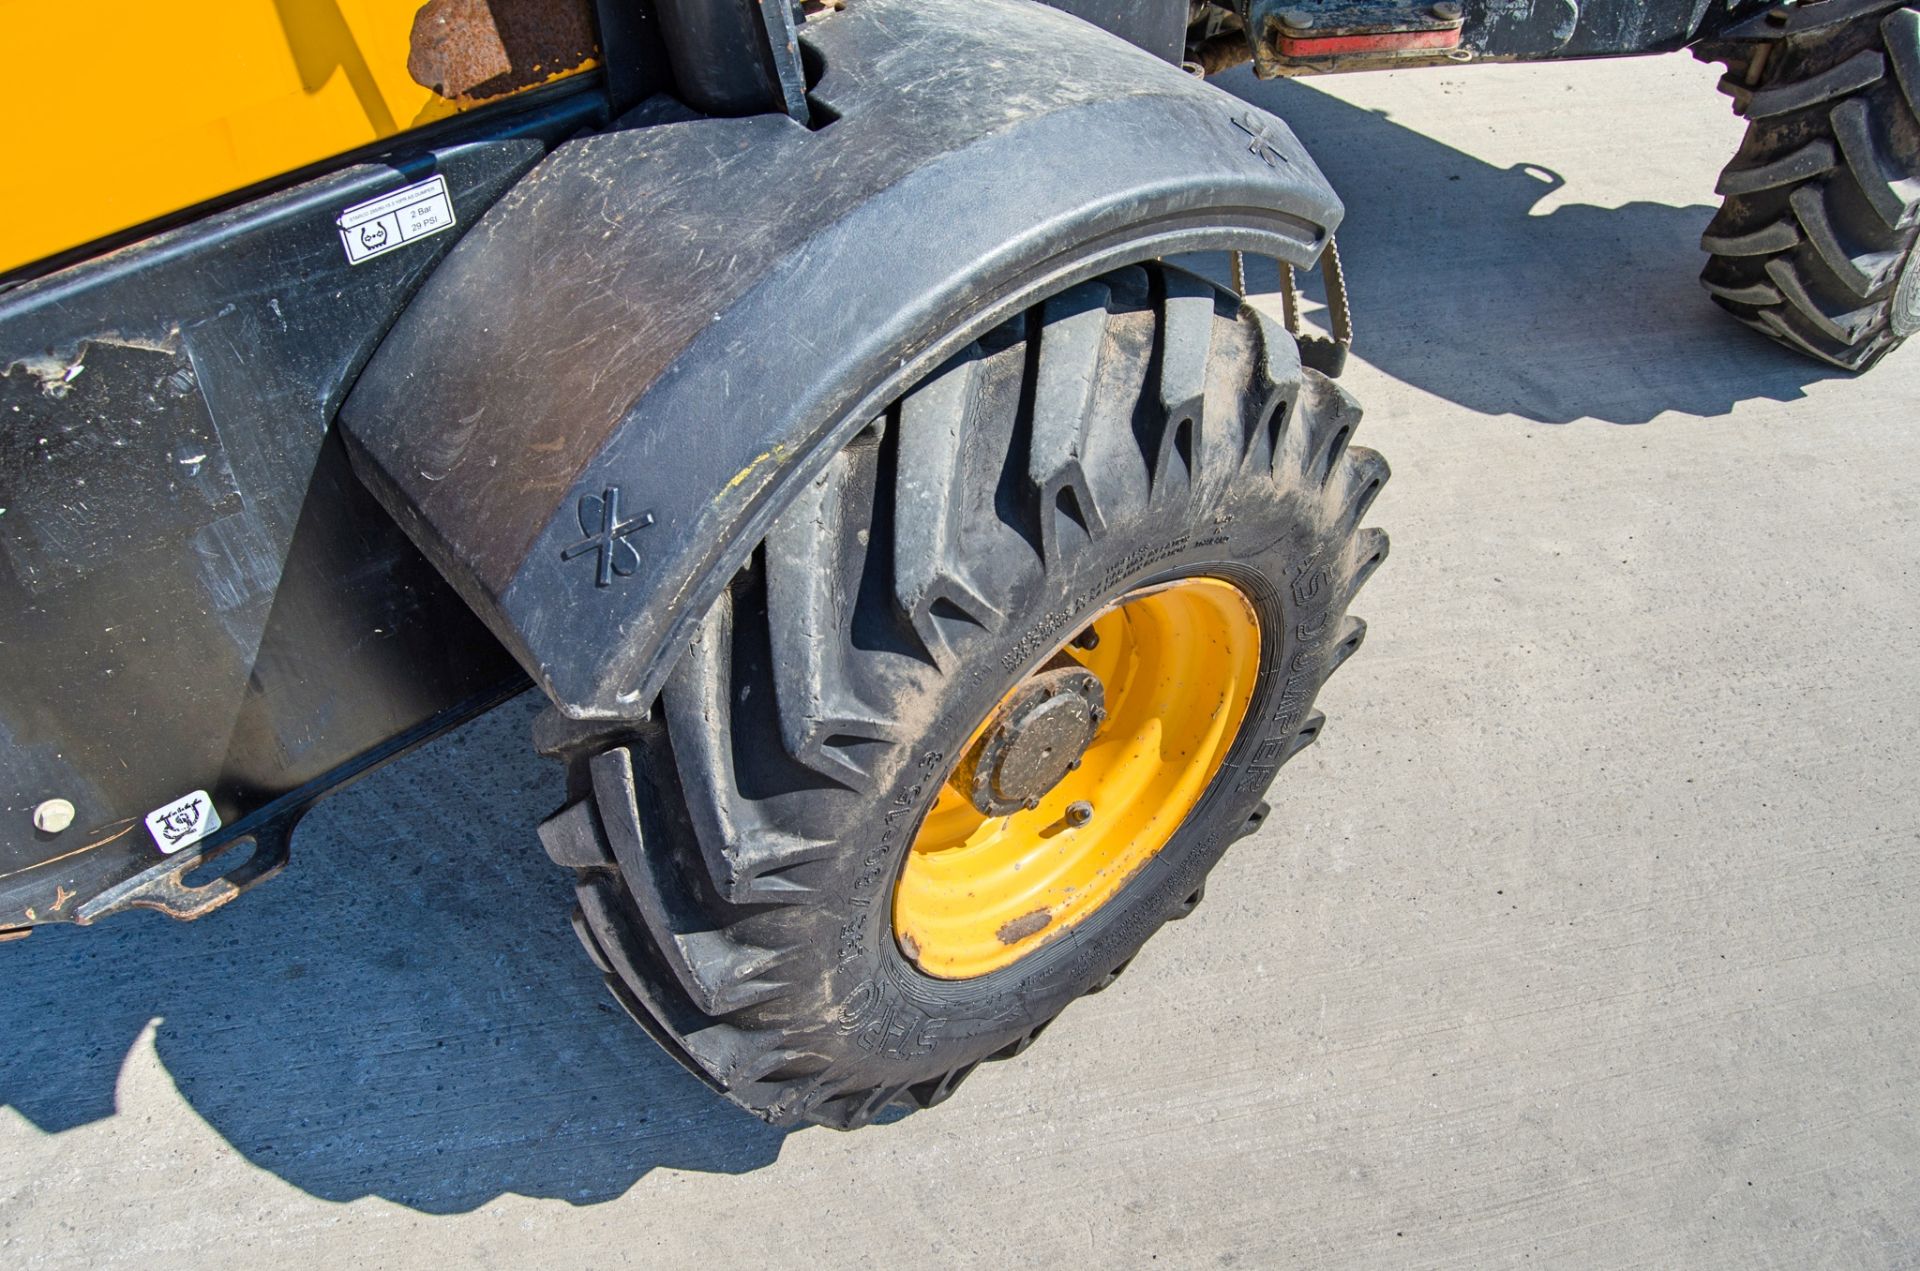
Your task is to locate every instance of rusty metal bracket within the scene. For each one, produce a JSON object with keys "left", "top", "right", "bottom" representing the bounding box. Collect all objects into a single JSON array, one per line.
[{"left": 71, "top": 821, "right": 293, "bottom": 926}]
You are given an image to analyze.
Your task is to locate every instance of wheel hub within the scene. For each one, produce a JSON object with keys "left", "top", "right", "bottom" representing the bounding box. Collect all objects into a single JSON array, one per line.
[
  {"left": 953, "top": 660, "right": 1106, "bottom": 815},
  {"left": 893, "top": 577, "right": 1263, "bottom": 980},
  {"left": 1893, "top": 247, "right": 1920, "bottom": 339}
]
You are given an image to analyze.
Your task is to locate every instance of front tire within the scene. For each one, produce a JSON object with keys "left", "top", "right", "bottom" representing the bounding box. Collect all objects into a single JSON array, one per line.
[{"left": 536, "top": 262, "right": 1389, "bottom": 1128}]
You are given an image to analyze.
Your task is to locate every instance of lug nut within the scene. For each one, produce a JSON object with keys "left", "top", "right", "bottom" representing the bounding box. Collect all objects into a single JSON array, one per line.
[
  {"left": 1023, "top": 796, "right": 1041, "bottom": 811},
  {"left": 1065, "top": 801, "right": 1095, "bottom": 827},
  {"left": 32, "top": 798, "right": 75, "bottom": 835}
]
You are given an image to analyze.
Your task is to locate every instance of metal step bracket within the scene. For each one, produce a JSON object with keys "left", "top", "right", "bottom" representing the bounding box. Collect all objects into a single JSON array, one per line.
[{"left": 1246, "top": 0, "right": 1466, "bottom": 73}]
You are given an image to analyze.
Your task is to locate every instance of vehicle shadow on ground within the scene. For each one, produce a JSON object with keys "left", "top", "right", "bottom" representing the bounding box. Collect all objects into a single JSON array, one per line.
[
  {"left": 0, "top": 694, "right": 790, "bottom": 1214},
  {"left": 1217, "top": 71, "right": 1844, "bottom": 423}
]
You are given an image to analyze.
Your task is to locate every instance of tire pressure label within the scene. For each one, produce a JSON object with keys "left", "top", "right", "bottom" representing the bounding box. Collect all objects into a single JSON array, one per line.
[
  {"left": 336, "top": 175, "right": 455, "bottom": 265},
  {"left": 145, "top": 790, "right": 220, "bottom": 855}
]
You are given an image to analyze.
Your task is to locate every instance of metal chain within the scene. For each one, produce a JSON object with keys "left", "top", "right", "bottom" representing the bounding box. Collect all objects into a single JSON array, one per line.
[
  {"left": 1321, "top": 234, "right": 1353, "bottom": 347},
  {"left": 1238, "top": 242, "right": 1352, "bottom": 359}
]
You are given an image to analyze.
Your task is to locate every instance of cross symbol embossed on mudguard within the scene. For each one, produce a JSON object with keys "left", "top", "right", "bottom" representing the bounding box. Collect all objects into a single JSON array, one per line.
[
  {"left": 1233, "top": 113, "right": 1286, "bottom": 167},
  {"left": 561, "top": 486, "right": 654, "bottom": 587}
]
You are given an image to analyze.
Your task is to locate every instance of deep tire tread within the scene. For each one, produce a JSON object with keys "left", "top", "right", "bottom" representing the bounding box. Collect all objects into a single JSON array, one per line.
[
  {"left": 1716, "top": 138, "right": 1838, "bottom": 196},
  {"left": 894, "top": 355, "right": 1005, "bottom": 662},
  {"left": 1028, "top": 280, "right": 1114, "bottom": 564},
  {"left": 764, "top": 463, "right": 902, "bottom": 788},
  {"left": 1697, "top": 0, "right": 1920, "bottom": 369}
]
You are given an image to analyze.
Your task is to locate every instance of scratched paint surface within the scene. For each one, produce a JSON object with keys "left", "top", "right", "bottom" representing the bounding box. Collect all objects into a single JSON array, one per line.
[
  {"left": 0, "top": 0, "right": 597, "bottom": 277},
  {"left": 0, "top": 341, "right": 237, "bottom": 597}
]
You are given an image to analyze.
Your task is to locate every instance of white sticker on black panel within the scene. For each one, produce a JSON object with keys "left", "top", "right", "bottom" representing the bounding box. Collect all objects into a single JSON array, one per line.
[
  {"left": 336, "top": 175, "right": 455, "bottom": 265},
  {"left": 145, "top": 790, "right": 221, "bottom": 855}
]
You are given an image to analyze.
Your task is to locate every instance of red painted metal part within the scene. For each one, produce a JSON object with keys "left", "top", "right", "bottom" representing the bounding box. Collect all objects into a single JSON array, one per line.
[{"left": 1275, "top": 26, "right": 1462, "bottom": 56}]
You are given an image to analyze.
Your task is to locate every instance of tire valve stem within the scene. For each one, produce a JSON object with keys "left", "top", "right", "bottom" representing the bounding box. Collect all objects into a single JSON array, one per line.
[
  {"left": 1065, "top": 801, "right": 1095, "bottom": 827},
  {"left": 1072, "top": 627, "right": 1101, "bottom": 651}
]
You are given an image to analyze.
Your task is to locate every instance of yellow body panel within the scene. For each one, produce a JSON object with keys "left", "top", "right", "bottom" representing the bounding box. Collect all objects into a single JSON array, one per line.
[
  {"left": 0, "top": 0, "right": 598, "bottom": 276},
  {"left": 894, "top": 578, "right": 1263, "bottom": 980}
]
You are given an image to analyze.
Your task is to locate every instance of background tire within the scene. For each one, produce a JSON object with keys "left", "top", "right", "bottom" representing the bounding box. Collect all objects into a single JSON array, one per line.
[
  {"left": 1697, "top": 0, "right": 1920, "bottom": 370},
  {"left": 534, "top": 262, "right": 1389, "bottom": 1128}
]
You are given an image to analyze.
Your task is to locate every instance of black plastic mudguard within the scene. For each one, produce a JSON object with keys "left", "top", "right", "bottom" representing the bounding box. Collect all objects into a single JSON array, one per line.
[{"left": 341, "top": 0, "right": 1344, "bottom": 719}]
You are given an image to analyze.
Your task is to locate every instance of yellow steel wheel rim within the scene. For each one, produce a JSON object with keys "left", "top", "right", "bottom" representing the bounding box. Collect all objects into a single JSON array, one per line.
[{"left": 893, "top": 577, "right": 1262, "bottom": 980}]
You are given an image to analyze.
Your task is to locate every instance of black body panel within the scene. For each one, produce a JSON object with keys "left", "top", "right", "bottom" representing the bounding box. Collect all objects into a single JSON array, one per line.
[{"left": 0, "top": 95, "right": 609, "bottom": 929}]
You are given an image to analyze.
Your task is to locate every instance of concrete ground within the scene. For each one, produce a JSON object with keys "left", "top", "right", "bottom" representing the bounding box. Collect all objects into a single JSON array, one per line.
[{"left": 5, "top": 52, "right": 1919, "bottom": 1270}]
